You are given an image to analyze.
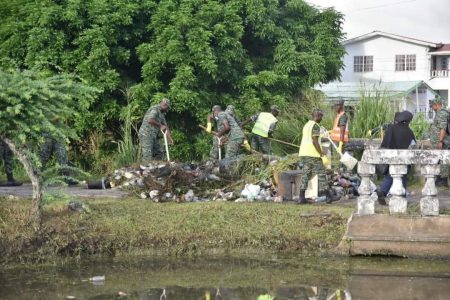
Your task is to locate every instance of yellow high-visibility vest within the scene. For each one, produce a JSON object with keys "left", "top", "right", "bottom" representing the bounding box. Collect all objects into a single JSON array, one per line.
[
  {"left": 299, "top": 120, "right": 321, "bottom": 158},
  {"left": 252, "top": 112, "right": 278, "bottom": 138}
]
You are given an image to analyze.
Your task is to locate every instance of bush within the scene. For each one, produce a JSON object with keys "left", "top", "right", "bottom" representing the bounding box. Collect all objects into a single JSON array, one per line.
[{"left": 351, "top": 85, "right": 397, "bottom": 138}]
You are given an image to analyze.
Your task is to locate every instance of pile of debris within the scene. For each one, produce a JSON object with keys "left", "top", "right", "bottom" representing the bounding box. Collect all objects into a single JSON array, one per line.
[
  {"left": 100, "top": 157, "right": 284, "bottom": 203},
  {"left": 97, "top": 155, "right": 361, "bottom": 203}
]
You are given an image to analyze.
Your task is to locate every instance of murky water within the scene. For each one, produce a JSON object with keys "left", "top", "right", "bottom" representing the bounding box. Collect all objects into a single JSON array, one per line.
[{"left": 1, "top": 255, "right": 450, "bottom": 299}]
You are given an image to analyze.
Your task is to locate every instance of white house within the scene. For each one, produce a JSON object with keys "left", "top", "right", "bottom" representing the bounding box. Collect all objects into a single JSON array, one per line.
[{"left": 317, "top": 31, "right": 450, "bottom": 119}]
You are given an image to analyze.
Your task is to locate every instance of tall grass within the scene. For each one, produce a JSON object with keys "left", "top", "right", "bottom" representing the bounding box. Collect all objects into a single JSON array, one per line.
[
  {"left": 351, "top": 85, "right": 398, "bottom": 138},
  {"left": 410, "top": 112, "right": 429, "bottom": 140},
  {"left": 114, "top": 88, "right": 140, "bottom": 168},
  {"left": 273, "top": 89, "right": 327, "bottom": 155}
]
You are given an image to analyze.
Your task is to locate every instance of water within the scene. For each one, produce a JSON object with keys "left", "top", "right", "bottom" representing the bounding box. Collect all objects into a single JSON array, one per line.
[{"left": 1, "top": 255, "right": 450, "bottom": 299}]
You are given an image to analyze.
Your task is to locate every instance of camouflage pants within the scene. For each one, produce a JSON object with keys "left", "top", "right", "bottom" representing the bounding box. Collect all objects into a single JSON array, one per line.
[
  {"left": 139, "top": 133, "right": 162, "bottom": 163},
  {"left": 300, "top": 156, "right": 329, "bottom": 192},
  {"left": 0, "top": 139, "right": 13, "bottom": 176},
  {"left": 209, "top": 136, "right": 223, "bottom": 160},
  {"left": 251, "top": 134, "right": 270, "bottom": 154},
  {"left": 225, "top": 137, "right": 244, "bottom": 159},
  {"left": 40, "top": 137, "right": 68, "bottom": 170}
]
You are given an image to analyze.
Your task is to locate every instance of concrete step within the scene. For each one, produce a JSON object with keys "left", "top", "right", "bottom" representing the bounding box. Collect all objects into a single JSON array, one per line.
[{"left": 337, "top": 214, "right": 450, "bottom": 258}]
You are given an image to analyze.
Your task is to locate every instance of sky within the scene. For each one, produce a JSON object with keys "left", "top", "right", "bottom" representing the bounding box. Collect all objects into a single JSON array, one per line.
[{"left": 305, "top": 0, "right": 450, "bottom": 44}]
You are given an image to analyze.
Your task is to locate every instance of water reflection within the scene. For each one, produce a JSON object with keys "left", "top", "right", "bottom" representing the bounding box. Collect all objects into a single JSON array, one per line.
[{"left": 1, "top": 256, "right": 449, "bottom": 299}]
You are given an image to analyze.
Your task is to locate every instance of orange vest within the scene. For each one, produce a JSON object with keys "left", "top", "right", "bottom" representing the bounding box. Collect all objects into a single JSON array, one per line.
[{"left": 331, "top": 111, "right": 349, "bottom": 142}]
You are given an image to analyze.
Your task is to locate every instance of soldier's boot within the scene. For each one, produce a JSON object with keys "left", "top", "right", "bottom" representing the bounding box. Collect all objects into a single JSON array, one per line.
[
  {"left": 6, "top": 172, "right": 22, "bottom": 186},
  {"left": 297, "top": 190, "right": 307, "bottom": 204}
]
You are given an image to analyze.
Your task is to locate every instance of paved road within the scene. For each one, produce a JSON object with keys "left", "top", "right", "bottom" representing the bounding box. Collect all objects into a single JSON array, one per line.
[
  {"left": 1, "top": 183, "right": 449, "bottom": 210},
  {"left": 0, "top": 183, "right": 129, "bottom": 199}
]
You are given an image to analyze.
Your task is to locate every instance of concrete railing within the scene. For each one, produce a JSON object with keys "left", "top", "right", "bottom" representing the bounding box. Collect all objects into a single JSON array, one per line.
[{"left": 357, "top": 149, "right": 450, "bottom": 216}]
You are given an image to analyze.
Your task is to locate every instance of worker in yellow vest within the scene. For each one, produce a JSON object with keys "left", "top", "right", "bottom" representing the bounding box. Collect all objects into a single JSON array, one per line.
[
  {"left": 298, "top": 109, "right": 333, "bottom": 204},
  {"left": 330, "top": 100, "right": 349, "bottom": 154},
  {"left": 242, "top": 105, "right": 280, "bottom": 154}
]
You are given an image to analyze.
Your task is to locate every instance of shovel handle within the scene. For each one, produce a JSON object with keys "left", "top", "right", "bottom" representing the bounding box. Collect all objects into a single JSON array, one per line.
[{"left": 161, "top": 129, "right": 171, "bottom": 162}]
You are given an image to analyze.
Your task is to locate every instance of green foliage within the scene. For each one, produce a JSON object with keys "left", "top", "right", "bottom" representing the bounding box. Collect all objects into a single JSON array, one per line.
[
  {"left": 272, "top": 89, "right": 327, "bottom": 155},
  {"left": 410, "top": 112, "right": 429, "bottom": 140},
  {"left": 351, "top": 87, "right": 397, "bottom": 139},
  {"left": 0, "top": 68, "right": 98, "bottom": 147},
  {"left": 114, "top": 89, "right": 140, "bottom": 168},
  {"left": 0, "top": 0, "right": 345, "bottom": 164}
]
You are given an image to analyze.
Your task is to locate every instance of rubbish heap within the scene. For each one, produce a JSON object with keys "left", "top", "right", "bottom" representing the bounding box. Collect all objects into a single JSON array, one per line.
[{"left": 102, "top": 154, "right": 360, "bottom": 203}]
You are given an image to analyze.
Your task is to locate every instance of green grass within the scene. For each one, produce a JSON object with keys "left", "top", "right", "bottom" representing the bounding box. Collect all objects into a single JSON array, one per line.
[{"left": 0, "top": 197, "right": 353, "bottom": 263}]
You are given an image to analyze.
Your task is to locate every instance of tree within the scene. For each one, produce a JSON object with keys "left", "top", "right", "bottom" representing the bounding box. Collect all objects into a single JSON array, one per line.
[
  {"left": 135, "top": 0, "right": 345, "bottom": 120},
  {"left": 0, "top": 68, "right": 97, "bottom": 226},
  {"left": 0, "top": 0, "right": 345, "bottom": 161}
]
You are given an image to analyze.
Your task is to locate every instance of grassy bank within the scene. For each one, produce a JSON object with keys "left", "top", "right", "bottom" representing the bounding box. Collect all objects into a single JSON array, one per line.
[{"left": 0, "top": 197, "right": 353, "bottom": 263}]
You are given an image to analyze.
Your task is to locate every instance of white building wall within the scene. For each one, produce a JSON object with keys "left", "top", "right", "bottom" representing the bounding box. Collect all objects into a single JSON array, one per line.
[{"left": 341, "top": 36, "right": 430, "bottom": 82}]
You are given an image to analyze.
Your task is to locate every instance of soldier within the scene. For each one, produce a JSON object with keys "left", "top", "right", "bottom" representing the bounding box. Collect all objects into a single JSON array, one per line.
[
  {"left": 242, "top": 105, "right": 280, "bottom": 154},
  {"left": 40, "top": 132, "right": 78, "bottom": 185},
  {"left": 298, "top": 109, "right": 333, "bottom": 204},
  {"left": 225, "top": 105, "right": 242, "bottom": 126},
  {"left": 330, "top": 99, "right": 349, "bottom": 154},
  {"left": 138, "top": 98, "right": 173, "bottom": 163},
  {"left": 214, "top": 106, "right": 245, "bottom": 158},
  {"left": 0, "top": 139, "right": 22, "bottom": 186},
  {"left": 428, "top": 97, "right": 450, "bottom": 186},
  {"left": 206, "top": 105, "right": 222, "bottom": 160}
]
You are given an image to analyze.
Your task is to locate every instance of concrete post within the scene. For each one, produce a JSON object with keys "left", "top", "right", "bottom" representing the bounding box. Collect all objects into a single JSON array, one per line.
[
  {"left": 357, "top": 162, "right": 376, "bottom": 215},
  {"left": 388, "top": 164, "right": 408, "bottom": 214},
  {"left": 420, "top": 164, "right": 440, "bottom": 216}
]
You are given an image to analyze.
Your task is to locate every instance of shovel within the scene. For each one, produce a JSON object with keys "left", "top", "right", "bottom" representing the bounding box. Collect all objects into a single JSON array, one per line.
[
  {"left": 321, "top": 128, "right": 358, "bottom": 170},
  {"left": 161, "top": 129, "right": 171, "bottom": 162}
]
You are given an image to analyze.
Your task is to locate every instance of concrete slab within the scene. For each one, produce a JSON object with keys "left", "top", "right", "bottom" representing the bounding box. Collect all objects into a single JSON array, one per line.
[
  {"left": 337, "top": 214, "right": 450, "bottom": 258},
  {"left": 0, "top": 183, "right": 129, "bottom": 199}
]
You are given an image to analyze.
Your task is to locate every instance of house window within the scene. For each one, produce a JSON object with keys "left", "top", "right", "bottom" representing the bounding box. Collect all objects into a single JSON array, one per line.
[
  {"left": 395, "top": 54, "right": 416, "bottom": 71},
  {"left": 354, "top": 56, "right": 373, "bottom": 72},
  {"left": 441, "top": 57, "right": 448, "bottom": 70}
]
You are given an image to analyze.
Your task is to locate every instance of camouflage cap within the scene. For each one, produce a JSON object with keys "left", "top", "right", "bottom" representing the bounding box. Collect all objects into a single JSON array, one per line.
[
  {"left": 270, "top": 105, "right": 280, "bottom": 112},
  {"left": 312, "top": 108, "right": 324, "bottom": 116},
  {"left": 430, "top": 96, "right": 442, "bottom": 105},
  {"left": 211, "top": 105, "right": 221, "bottom": 112},
  {"left": 225, "top": 105, "right": 235, "bottom": 114},
  {"left": 161, "top": 98, "right": 171, "bottom": 107}
]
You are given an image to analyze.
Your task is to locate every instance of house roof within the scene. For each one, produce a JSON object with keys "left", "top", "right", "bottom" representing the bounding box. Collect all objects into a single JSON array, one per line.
[
  {"left": 316, "top": 81, "right": 438, "bottom": 101},
  {"left": 343, "top": 31, "right": 439, "bottom": 48},
  {"left": 435, "top": 44, "right": 450, "bottom": 52},
  {"left": 429, "top": 43, "right": 450, "bottom": 55}
]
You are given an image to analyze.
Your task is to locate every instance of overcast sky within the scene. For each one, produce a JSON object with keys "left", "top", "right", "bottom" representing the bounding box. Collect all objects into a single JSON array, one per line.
[{"left": 306, "top": 0, "right": 450, "bottom": 43}]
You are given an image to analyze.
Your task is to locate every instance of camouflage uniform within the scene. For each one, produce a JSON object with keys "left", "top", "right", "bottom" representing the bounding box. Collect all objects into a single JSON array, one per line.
[
  {"left": 299, "top": 123, "right": 329, "bottom": 192},
  {"left": 138, "top": 105, "right": 167, "bottom": 163},
  {"left": 225, "top": 105, "right": 242, "bottom": 126},
  {"left": 0, "top": 139, "right": 14, "bottom": 179},
  {"left": 249, "top": 113, "right": 277, "bottom": 154},
  {"left": 217, "top": 111, "right": 244, "bottom": 158},
  {"left": 428, "top": 108, "right": 450, "bottom": 176},
  {"left": 40, "top": 133, "right": 69, "bottom": 170}
]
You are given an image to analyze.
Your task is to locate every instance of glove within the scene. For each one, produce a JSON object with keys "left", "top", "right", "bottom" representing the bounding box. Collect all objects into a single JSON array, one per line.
[
  {"left": 337, "top": 141, "right": 343, "bottom": 154},
  {"left": 206, "top": 122, "right": 212, "bottom": 133},
  {"left": 243, "top": 139, "right": 251, "bottom": 151},
  {"left": 321, "top": 156, "right": 330, "bottom": 167}
]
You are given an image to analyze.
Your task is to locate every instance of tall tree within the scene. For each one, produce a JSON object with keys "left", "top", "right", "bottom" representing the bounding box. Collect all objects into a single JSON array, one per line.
[{"left": 0, "top": 68, "right": 97, "bottom": 226}]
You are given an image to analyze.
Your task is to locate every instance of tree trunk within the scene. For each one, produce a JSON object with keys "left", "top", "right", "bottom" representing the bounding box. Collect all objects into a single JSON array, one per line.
[{"left": 2, "top": 138, "right": 42, "bottom": 228}]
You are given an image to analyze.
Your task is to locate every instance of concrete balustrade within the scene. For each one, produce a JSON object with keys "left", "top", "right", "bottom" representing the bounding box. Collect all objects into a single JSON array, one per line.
[{"left": 357, "top": 149, "right": 450, "bottom": 216}]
